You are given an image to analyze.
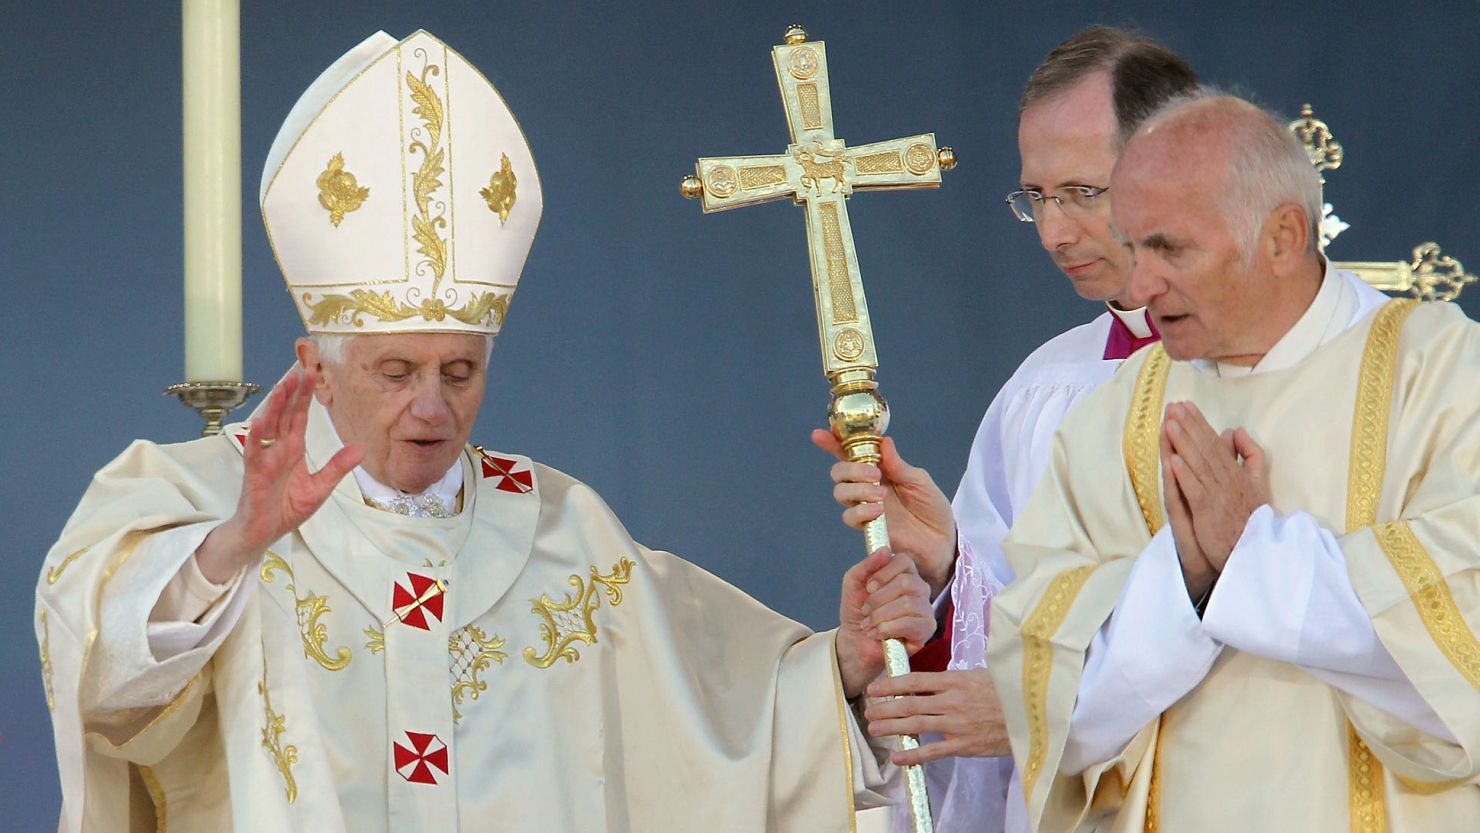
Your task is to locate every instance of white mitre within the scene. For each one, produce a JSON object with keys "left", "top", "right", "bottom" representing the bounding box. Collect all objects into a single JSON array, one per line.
[{"left": 261, "top": 30, "right": 542, "bottom": 337}]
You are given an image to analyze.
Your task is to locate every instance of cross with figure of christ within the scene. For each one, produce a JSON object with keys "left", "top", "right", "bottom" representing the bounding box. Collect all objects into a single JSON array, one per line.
[
  {"left": 681, "top": 24, "right": 955, "bottom": 381},
  {"left": 681, "top": 25, "right": 954, "bottom": 833}
]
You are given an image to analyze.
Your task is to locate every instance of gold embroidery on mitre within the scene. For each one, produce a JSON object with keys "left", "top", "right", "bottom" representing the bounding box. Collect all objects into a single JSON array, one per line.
[
  {"left": 407, "top": 55, "right": 449, "bottom": 294},
  {"left": 46, "top": 547, "right": 87, "bottom": 585},
  {"left": 302, "top": 288, "right": 510, "bottom": 329},
  {"left": 258, "top": 654, "right": 299, "bottom": 803},
  {"left": 524, "top": 558, "right": 634, "bottom": 668},
  {"left": 261, "top": 552, "right": 352, "bottom": 672},
  {"left": 450, "top": 624, "right": 508, "bottom": 723},
  {"left": 39, "top": 610, "right": 55, "bottom": 712},
  {"left": 480, "top": 153, "right": 517, "bottom": 224},
  {"left": 316, "top": 152, "right": 370, "bottom": 227}
]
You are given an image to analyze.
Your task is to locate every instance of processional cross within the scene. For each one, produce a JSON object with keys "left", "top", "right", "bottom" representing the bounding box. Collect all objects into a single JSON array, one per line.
[{"left": 681, "top": 25, "right": 956, "bottom": 833}]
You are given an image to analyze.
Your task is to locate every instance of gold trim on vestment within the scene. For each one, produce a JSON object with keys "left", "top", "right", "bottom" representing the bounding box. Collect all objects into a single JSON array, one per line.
[
  {"left": 46, "top": 547, "right": 88, "bottom": 585},
  {"left": 1019, "top": 564, "right": 1097, "bottom": 801},
  {"left": 523, "top": 558, "right": 634, "bottom": 668},
  {"left": 258, "top": 651, "right": 299, "bottom": 803},
  {"left": 1342, "top": 299, "right": 1419, "bottom": 829},
  {"left": 39, "top": 609, "right": 55, "bottom": 712},
  {"left": 1125, "top": 345, "right": 1170, "bottom": 536},
  {"left": 1373, "top": 522, "right": 1480, "bottom": 693},
  {"left": 260, "top": 551, "right": 352, "bottom": 672},
  {"left": 1119, "top": 345, "right": 1172, "bottom": 832},
  {"left": 139, "top": 764, "right": 167, "bottom": 832},
  {"left": 830, "top": 634, "right": 859, "bottom": 833}
]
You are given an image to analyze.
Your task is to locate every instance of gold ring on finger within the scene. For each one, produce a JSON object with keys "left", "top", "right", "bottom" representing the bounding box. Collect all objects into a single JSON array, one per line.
[{"left": 258, "top": 437, "right": 278, "bottom": 449}]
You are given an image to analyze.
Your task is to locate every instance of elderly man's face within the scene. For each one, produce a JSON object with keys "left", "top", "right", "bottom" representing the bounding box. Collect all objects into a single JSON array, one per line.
[
  {"left": 1111, "top": 146, "right": 1272, "bottom": 363},
  {"left": 1017, "top": 71, "right": 1130, "bottom": 303},
  {"left": 305, "top": 332, "right": 488, "bottom": 493}
]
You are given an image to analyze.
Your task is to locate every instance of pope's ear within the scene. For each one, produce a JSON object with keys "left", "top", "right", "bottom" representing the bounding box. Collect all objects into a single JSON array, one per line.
[{"left": 294, "top": 337, "right": 334, "bottom": 405}]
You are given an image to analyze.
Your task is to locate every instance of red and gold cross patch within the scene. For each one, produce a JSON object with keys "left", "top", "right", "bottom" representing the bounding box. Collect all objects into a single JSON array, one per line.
[
  {"left": 393, "top": 731, "right": 449, "bottom": 785},
  {"left": 476, "top": 448, "right": 533, "bottom": 494},
  {"left": 391, "top": 572, "right": 447, "bottom": 631}
]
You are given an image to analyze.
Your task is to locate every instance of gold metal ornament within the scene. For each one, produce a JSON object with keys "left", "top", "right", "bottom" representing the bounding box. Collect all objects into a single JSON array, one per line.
[
  {"left": 480, "top": 153, "right": 518, "bottom": 224},
  {"left": 164, "top": 381, "right": 261, "bottom": 437},
  {"left": 682, "top": 25, "right": 956, "bottom": 833},
  {"left": 316, "top": 152, "right": 370, "bottom": 227},
  {"left": 1290, "top": 105, "right": 1471, "bottom": 300}
]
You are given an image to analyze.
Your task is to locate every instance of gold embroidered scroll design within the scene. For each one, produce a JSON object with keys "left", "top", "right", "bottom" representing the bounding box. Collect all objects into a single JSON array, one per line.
[
  {"left": 1122, "top": 343, "right": 1170, "bottom": 832},
  {"left": 853, "top": 150, "right": 903, "bottom": 174},
  {"left": 1019, "top": 564, "right": 1096, "bottom": 801},
  {"left": 819, "top": 203, "right": 857, "bottom": 323},
  {"left": 523, "top": 557, "right": 634, "bottom": 668},
  {"left": 450, "top": 624, "right": 508, "bottom": 723},
  {"left": 261, "top": 552, "right": 351, "bottom": 672},
  {"left": 1373, "top": 522, "right": 1480, "bottom": 693},
  {"left": 407, "top": 55, "right": 449, "bottom": 294},
  {"left": 258, "top": 654, "right": 299, "bottom": 803},
  {"left": 303, "top": 288, "right": 510, "bottom": 329},
  {"left": 1341, "top": 298, "right": 1418, "bottom": 832},
  {"left": 46, "top": 547, "right": 87, "bottom": 585},
  {"left": 1125, "top": 345, "right": 1170, "bottom": 536},
  {"left": 365, "top": 625, "right": 385, "bottom": 654},
  {"left": 740, "top": 165, "right": 787, "bottom": 190},
  {"left": 39, "top": 610, "right": 55, "bottom": 712},
  {"left": 797, "top": 83, "right": 822, "bottom": 130},
  {"left": 479, "top": 152, "right": 517, "bottom": 225},
  {"left": 316, "top": 152, "right": 370, "bottom": 227}
]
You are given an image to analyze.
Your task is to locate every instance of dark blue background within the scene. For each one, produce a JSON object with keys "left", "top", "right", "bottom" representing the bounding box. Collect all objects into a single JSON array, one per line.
[{"left": 4, "top": 2, "right": 1477, "bottom": 825}]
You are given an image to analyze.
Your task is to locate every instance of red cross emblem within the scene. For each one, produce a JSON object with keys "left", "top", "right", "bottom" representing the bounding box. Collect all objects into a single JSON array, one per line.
[
  {"left": 391, "top": 572, "right": 446, "bottom": 631},
  {"left": 230, "top": 428, "right": 250, "bottom": 449},
  {"left": 477, "top": 450, "right": 533, "bottom": 494},
  {"left": 393, "top": 731, "right": 449, "bottom": 785}
]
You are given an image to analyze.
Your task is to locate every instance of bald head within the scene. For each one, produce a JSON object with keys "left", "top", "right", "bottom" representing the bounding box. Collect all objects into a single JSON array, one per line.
[{"left": 1109, "top": 92, "right": 1326, "bottom": 365}]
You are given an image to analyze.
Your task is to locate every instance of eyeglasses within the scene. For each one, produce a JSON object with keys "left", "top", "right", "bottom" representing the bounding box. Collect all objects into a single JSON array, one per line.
[{"left": 1004, "top": 185, "right": 1109, "bottom": 223}]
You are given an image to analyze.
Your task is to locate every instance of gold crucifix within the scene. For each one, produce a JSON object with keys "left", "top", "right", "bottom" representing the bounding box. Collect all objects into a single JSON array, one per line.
[{"left": 681, "top": 25, "right": 954, "bottom": 833}]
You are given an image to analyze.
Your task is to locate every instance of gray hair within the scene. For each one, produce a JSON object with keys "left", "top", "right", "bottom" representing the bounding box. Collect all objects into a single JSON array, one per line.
[
  {"left": 311, "top": 333, "right": 495, "bottom": 366},
  {"left": 1136, "top": 87, "right": 1323, "bottom": 257}
]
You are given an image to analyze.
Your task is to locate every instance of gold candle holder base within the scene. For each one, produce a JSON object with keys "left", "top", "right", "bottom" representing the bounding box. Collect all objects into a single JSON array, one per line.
[{"left": 165, "top": 381, "right": 261, "bottom": 437}]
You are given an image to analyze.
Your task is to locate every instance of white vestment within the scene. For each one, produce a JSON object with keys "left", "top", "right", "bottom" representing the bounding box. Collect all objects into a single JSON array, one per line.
[
  {"left": 912, "top": 304, "right": 1153, "bottom": 833},
  {"left": 988, "top": 272, "right": 1480, "bottom": 832},
  {"left": 36, "top": 398, "right": 891, "bottom": 832}
]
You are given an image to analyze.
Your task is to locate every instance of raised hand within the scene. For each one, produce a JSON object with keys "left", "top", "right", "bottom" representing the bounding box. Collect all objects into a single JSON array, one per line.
[
  {"left": 836, "top": 548, "right": 937, "bottom": 698},
  {"left": 812, "top": 431, "right": 957, "bottom": 597},
  {"left": 1161, "top": 401, "right": 1272, "bottom": 598},
  {"left": 863, "top": 668, "right": 1010, "bottom": 765},
  {"left": 196, "top": 370, "right": 364, "bottom": 583}
]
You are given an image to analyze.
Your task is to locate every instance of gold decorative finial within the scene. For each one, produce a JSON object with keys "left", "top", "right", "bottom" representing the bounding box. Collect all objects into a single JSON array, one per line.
[
  {"left": 1288, "top": 103, "right": 1343, "bottom": 183},
  {"left": 680, "top": 174, "right": 704, "bottom": 200},
  {"left": 937, "top": 147, "right": 958, "bottom": 172},
  {"left": 784, "top": 24, "right": 807, "bottom": 44}
]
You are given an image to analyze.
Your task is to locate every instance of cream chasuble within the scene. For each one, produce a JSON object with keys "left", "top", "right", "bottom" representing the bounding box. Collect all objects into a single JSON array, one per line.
[
  {"left": 987, "top": 299, "right": 1480, "bottom": 833},
  {"left": 36, "top": 399, "right": 885, "bottom": 832}
]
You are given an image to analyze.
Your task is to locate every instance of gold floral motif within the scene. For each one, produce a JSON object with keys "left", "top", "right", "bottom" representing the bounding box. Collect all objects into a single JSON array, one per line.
[
  {"left": 1346, "top": 300, "right": 1418, "bottom": 531},
  {"left": 450, "top": 624, "right": 508, "bottom": 723},
  {"left": 479, "top": 153, "right": 517, "bottom": 225},
  {"left": 365, "top": 625, "right": 385, "bottom": 655},
  {"left": 904, "top": 143, "right": 936, "bottom": 175},
  {"left": 316, "top": 152, "right": 370, "bottom": 227},
  {"left": 258, "top": 655, "right": 299, "bottom": 803},
  {"left": 407, "top": 57, "right": 449, "bottom": 294},
  {"left": 39, "top": 609, "right": 55, "bottom": 712},
  {"left": 303, "top": 288, "right": 510, "bottom": 329},
  {"left": 523, "top": 558, "right": 635, "bottom": 668},
  {"left": 261, "top": 552, "right": 351, "bottom": 672},
  {"left": 1019, "top": 564, "right": 1096, "bottom": 802},
  {"left": 46, "top": 548, "right": 87, "bottom": 585}
]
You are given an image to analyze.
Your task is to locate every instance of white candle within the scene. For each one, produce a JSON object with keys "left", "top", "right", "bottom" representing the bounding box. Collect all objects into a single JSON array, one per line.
[{"left": 182, "top": 0, "right": 242, "bottom": 382}]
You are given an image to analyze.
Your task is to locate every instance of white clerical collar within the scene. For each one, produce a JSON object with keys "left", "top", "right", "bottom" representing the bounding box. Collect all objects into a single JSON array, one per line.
[
  {"left": 1194, "top": 257, "right": 1355, "bottom": 378},
  {"left": 322, "top": 418, "right": 465, "bottom": 511},
  {"left": 1106, "top": 302, "right": 1153, "bottom": 338}
]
